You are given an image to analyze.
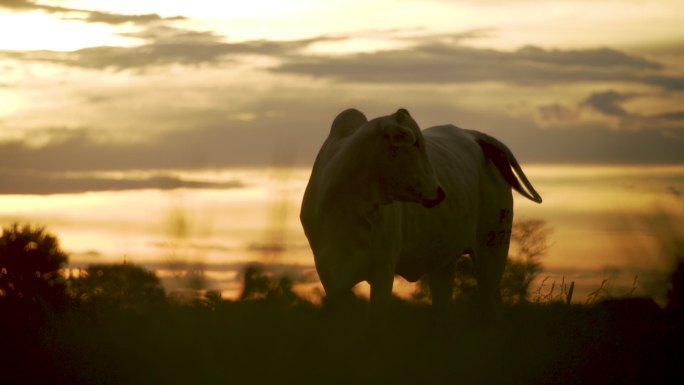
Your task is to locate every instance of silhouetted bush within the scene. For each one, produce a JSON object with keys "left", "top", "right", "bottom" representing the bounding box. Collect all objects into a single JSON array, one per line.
[
  {"left": 0, "top": 223, "right": 68, "bottom": 308},
  {"left": 239, "top": 264, "right": 300, "bottom": 305},
  {"left": 68, "top": 263, "right": 166, "bottom": 310},
  {"left": 502, "top": 219, "right": 550, "bottom": 304},
  {"left": 667, "top": 260, "right": 684, "bottom": 310}
]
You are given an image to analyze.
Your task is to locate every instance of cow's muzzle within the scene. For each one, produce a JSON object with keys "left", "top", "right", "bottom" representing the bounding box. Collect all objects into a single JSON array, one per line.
[{"left": 421, "top": 186, "right": 445, "bottom": 208}]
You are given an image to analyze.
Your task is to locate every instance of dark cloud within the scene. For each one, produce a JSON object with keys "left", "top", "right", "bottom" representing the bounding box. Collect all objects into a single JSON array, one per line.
[
  {"left": 0, "top": 115, "right": 323, "bottom": 172},
  {"left": 581, "top": 91, "right": 634, "bottom": 117},
  {"left": 274, "top": 43, "right": 681, "bottom": 90},
  {"left": 0, "top": 0, "right": 185, "bottom": 25},
  {"left": 538, "top": 90, "right": 684, "bottom": 140},
  {"left": 652, "top": 111, "right": 684, "bottom": 122},
  {"left": 3, "top": 23, "right": 677, "bottom": 90},
  {"left": 0, "top": 170, "right": 243, "bottom": 195},
  {"left": 82, "top": 11, "right": 185, "bottom": 25},
  {"left": 640, "top": 75, "right": 684, "bottom": 91},
  {"left": 0, "top": 0, "right": 63, "bottom": 12},
  {"left": 118, "top": 25, "right": 221, "bottom": 43},
  {"left": 492, "top": 120, "right": 684, "bottom": 165},
  {"left": 538, "top": 103, "right": 577, "bottom": 122},
  {"left": 515, "top": 46, "right": 661, "bottom": 70},
  {"left": 0, "top": 31, "right": 337, "bottom": 70},
  {"left": 539, "top": 90, "right": 684, "bottom": 135},
  {"left": 1, "top": 105, "right": 682, "bottom": 176}
]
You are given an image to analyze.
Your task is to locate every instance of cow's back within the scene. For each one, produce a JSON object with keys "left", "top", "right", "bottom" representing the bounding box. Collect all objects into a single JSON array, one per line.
[{"left": 396, "top": 125, "right": 506, "bottom": 281}]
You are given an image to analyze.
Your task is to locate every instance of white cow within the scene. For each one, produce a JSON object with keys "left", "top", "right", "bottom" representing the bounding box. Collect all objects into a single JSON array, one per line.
[{"left": 300, "top": 108, "right": 542, "bottom": 319}]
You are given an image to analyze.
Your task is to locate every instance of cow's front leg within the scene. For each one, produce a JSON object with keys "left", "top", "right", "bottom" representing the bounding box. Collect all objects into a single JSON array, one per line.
[
  {"left": 428, "top": 258, "right": 456, "bottom": 321},
  {"left": 368, "top": 259, "right": 395, "bottom": 329}
]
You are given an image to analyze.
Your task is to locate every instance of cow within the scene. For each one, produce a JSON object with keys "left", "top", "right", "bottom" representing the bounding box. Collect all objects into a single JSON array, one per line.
[{"left": 300, "top": 108, "right": 542, "bottom": 321}]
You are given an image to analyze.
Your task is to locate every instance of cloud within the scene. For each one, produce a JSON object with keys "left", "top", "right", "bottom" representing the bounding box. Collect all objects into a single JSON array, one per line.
[
  {"left": 514, "top": 45, "right": 661, "bottom": 70},
  {"left": 0, "top": 116, "right": 321, "bottom": 172},
  {"left": 80, "top": 11, "right": 185, "bottom": 25},
  {"left": 496, "top": 121, "right": 684, "bottom": 165},
  {"left": 3, "top": 24, "right": 676, "bottom": 90},
  {"left": 0, "top": 30, "right": 337, "bottom": 70},
  {"left": 0, "top": 0, "right": 185, "bottom": 25},
  {"left": 538, "top": 90, "right": 684, "bottom": 135},
  {"left": 1, "top": 104, "right": 682, "bottom": 175},
  {"left": 652, "top": 111, "right": 684, "bottom": 122},
  {"left": 0, "top": 169, "right": 243, "bottom": 195},
  {"left": 273, "top": 42, "right": 682, "bottom": 90},
  {"left": 581, "top": 91, "right": 635, "bottom": 117},
  {"left": 538, "top": 103, "right": 578, "bottom": 122}
]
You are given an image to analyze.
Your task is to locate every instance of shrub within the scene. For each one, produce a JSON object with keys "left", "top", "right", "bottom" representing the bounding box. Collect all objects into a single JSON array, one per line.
[
  {"left": 68, "top": 263, "right": 166, "bottom": 309},
  {"left": 0, "top": 223, "right": 68, "bottom": 308}
]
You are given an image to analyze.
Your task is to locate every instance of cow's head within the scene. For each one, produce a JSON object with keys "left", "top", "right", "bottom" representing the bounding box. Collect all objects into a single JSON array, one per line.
[{"left": 371, "top": 109, "right": 445, "bottom": 208}]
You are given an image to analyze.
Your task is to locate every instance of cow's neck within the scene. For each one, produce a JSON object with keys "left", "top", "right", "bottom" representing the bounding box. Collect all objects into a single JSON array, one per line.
[{"left": 321, "top": 141, "right": 386, "bottom": 219}]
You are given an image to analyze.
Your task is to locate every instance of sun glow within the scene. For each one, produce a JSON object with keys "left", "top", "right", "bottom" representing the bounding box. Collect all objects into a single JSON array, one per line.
[
  {"left": 0, "top": 12, "right": 139, "bottom": 51},
  {"left": 0, "top": 89, "right": 20, "bottom": 118}
]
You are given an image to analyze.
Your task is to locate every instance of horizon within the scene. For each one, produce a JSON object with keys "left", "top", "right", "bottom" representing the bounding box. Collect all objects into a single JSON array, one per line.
[{"left": 2, "top": 164, "right": 683, "bottom": 303}]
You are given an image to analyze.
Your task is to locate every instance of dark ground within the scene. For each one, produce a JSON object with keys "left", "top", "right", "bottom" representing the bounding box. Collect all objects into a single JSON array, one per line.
[{"left": 1, "top": 295, "right": 682, "bottom": 385}]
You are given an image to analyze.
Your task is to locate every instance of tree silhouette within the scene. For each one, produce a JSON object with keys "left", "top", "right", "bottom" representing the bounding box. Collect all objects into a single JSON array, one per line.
[
  {"left": 69, "top": 263, "right": 166, "bottom": 309},
  {"left": 501, "top": 219, "right": 550, "bottom": 304},
  {"left": 667, "top": 260, "right": 684, "bottom": 310},
  {"left": 0, "top": 223, "right": 68, "bottom": 308},
  {"left": 239, "top": 264, "right": 299, "bottom": 304}
]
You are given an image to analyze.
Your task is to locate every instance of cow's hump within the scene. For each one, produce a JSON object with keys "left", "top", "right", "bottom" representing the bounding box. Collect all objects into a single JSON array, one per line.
[{"left": 330, "top": 108, "right": 367, "bottom": 138}]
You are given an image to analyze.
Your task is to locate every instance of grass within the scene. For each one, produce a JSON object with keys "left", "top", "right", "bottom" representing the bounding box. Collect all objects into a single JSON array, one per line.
[
  {"left": 2, "top": 219, "right": 682, "bottom": 384},
  {"left": 2, "top": 289, "right": 682, "bottom": 385}
]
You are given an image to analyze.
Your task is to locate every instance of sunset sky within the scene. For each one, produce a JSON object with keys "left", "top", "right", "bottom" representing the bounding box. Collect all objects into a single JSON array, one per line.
[{"left": 1, "top": 0, "right": 683, "bottom": 184}]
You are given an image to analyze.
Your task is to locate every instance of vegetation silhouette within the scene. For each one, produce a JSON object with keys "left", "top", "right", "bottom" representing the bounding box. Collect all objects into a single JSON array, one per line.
[
  {"left": 503, "top": 219, "right": 550, "bottom": 304},
  {"left": 67, "top": 263, "right": 166, "bottom": 311},
  {"left": 0, "top": 223, "right": 68, "bottom": 310},
  {"left": 1, "top": 222, "right": 683, "bottom": 384},
  {"left": 240, "top": 264, "right": 300, "bottom": 306},
  {"left": 667, "top": 261, "right": 684, "bottom": 310}
]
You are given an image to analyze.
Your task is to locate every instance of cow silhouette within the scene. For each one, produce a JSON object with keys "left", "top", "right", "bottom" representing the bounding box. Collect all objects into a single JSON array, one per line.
[{"left": 301, "top": 108, "right": 542, "bottom": 320}]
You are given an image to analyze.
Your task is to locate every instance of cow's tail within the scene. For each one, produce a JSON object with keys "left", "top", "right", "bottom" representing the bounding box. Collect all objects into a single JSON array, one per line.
[{"left": 473, "top": 131, "right": 543, "bottom": 204}]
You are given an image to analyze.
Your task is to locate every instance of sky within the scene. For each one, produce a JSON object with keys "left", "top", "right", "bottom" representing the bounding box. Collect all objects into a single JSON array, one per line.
[{"left": 0, "top": 0, "right": 683, "bottom": 192}]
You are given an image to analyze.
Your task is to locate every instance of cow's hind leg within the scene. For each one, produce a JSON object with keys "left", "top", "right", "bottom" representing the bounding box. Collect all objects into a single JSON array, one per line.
[
  {"left": 474, "top": 174, "right": 513, "bottom": 322},
  {"left": 473, "top": 206, "right": 512, "bottom": 322},
  {"left": 471, "top": 242, "right": 508, "bottom": 323}
]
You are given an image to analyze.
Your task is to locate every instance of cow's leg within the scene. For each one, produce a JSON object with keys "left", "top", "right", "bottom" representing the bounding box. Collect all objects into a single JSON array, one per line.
[
  {"left": 319, "top": 264, "right": 362, "bottom": 324},
  {"left": 369, "top": 269, "right": 394, "bottom": 328},
  {"left": 323, "top": 287, "right": 356, "bottom": 308},
  {"left": 474, "top": 180, "right": 513, "bottom": 322},
  {"left": 472, "top": 246, "right": 507, "bottom": 322},
  {"left": 428, "top": 258, "right": 455, "bottom": 319}
]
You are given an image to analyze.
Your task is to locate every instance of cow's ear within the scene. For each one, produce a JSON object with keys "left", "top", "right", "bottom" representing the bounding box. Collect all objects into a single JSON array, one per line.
[
  {"left": 331, "top": 108, "right": 367, "bottom": 138},
  {"left": 394, "top": 108, "right": 420, "bottom": 130},
  {"left": 385, "top": 124, "right": 416, "bottom": 147},
  {"left": 395, "top": 108, "right": 411, "bottom": 122}
]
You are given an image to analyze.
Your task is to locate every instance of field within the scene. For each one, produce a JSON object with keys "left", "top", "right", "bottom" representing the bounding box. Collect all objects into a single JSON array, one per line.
[{"left": 2, "top": 287, "right": 682, "bottom": 385}]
